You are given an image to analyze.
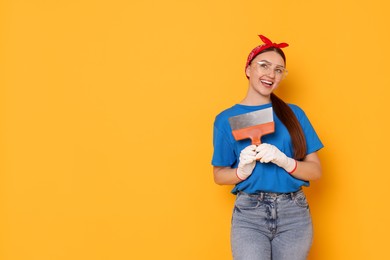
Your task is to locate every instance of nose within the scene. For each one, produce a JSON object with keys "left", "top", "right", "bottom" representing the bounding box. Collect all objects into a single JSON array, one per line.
[{"left": 267, "top": 68, "right": 276, "bottom": 78}]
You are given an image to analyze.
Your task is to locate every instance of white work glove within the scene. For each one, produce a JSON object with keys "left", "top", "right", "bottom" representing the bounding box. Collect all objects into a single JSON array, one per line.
[
  {"left": 255, "top": 143, "right": 297, "bottom": 173},
  {"left": 236, "top": 145, "right": 257, "bottom": 180}
]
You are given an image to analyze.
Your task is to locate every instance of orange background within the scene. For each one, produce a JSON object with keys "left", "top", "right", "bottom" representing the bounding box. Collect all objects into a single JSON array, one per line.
[{"left": 1, "top": 0, "right": 390, "bottom": 259}]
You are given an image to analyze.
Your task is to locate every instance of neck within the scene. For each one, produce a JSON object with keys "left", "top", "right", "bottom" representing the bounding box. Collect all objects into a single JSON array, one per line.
[{"left": 240, "top": 89, "right": 271, "bottom": 106}]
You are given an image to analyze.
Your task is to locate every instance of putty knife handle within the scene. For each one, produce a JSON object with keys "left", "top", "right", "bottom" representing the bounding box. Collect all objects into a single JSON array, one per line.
[
  {"left": 231, "top": 122, "right": 275, "bottom": 146},
  {"left": 251, "top": 138, "right": 262, "bottom": 146}
]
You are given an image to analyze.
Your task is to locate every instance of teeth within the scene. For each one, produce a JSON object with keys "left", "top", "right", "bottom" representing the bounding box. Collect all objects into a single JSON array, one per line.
[{"left": 261, "top": 80, "right": 273, "bottom": 86}]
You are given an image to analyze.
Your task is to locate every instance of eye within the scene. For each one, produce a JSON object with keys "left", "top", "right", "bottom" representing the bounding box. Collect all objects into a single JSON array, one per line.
[
  {"left": 258, "top": 62, "right": 269, "bottom": 69},
  {"left": 275, "top": 68, "right": 284, "bottom": 74}
]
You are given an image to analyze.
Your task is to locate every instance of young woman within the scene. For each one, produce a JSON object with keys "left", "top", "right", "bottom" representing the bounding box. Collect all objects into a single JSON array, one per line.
[{"left": 212, "top": 35, "right": 324, "bottom": 260}]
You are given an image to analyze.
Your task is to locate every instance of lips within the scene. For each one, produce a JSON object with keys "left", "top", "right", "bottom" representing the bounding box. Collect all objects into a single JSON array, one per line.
[{"left": 260, "top": 79, "right": 274, "bottom": 87}]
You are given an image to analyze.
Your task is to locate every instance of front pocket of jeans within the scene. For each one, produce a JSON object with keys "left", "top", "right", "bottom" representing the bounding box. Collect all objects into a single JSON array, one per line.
[
  {"left": 293, "top": 194, "right": 309, "bottom": 208},
  {"left": 235, "top": 195, "right": 260, "bottom": 210}
]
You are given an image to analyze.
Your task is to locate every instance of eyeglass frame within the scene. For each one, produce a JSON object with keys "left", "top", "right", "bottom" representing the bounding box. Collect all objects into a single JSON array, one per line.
[{"left": 255, "top": 60, "right": 288, "bottom": 79}]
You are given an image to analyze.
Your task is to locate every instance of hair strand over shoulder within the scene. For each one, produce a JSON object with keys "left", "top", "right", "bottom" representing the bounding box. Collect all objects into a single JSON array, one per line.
[{"left": 271, "top": 93, "right": 307, "bottom": 160}]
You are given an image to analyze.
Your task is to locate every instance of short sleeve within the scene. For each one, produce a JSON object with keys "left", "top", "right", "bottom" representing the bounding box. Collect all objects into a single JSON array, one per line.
[
  {"left": 292, "top": 105, "right": 324, "bottom": 155},
  {"left": 211, "top": 125, "right": 236, "bottom": 167}
]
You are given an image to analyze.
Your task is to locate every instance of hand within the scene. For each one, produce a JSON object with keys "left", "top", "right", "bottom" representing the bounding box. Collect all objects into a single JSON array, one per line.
[
  {"left": 255, "top": 143, "right": 297, "bottom": 173},
  {"left": 236, "top": 145, "right": 257, "bottom": 180}
]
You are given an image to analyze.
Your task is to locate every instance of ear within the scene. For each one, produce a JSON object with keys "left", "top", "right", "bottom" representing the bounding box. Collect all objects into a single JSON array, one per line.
[{"left": 245, "top": 65, "right": 251, "bottom": 78}]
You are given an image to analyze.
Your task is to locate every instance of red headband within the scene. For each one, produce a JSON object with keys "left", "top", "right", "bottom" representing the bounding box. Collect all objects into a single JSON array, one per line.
[{"left": 245, "top": 35, "right": 289, "bottom": 77}]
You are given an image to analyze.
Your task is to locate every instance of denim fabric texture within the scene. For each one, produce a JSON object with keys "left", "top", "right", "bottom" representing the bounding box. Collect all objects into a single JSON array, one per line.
[{"left": 231, "top": 190, "right": 313, "bottom": 260}]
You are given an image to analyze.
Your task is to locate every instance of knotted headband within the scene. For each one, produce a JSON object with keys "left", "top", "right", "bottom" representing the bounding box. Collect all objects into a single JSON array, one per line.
[{"left": 245, "top": 35, "right": 289, "bottom": 76}]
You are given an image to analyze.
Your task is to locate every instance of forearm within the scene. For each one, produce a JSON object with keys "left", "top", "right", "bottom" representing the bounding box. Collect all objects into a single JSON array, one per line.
[
  {"left": 213, "top": 166, "right": 242, "bottom": 185},
  {"left": 213, "top": 152, "right": 322, "bottom": 185},
  {"left": 289, "top": 152, "right": 322, "bottom": 181}
]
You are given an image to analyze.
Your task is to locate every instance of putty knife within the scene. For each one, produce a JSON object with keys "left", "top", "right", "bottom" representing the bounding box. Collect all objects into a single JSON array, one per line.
[{"left": 228, "top": 107, "right": 274, "bottom": 145}]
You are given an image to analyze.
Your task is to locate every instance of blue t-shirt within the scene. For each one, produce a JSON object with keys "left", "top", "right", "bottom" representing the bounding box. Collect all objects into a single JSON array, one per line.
[{"left": 212, "top": 102, "right": 323, "bottom": 194}]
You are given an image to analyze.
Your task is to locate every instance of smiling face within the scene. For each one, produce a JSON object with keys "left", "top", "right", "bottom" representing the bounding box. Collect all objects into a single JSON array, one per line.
[{"left": 245, "top": 50, "right": 286, "bottom": 102}]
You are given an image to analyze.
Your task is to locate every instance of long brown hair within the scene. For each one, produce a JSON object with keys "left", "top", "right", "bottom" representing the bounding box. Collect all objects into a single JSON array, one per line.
[
  {"left": 271, "top": 93, "right": 307, "bottom": 160},
  {"left": 253, "top": 47, "right": 307, "bottom": 160}
]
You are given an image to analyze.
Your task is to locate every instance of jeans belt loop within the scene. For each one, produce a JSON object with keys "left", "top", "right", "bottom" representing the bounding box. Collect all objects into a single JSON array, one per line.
[
  {"left": 291, "top": 189, "right": 301, "bottom": 199},
  {"left": 259, "top": 192, "right": 264, "bottom": 201}
]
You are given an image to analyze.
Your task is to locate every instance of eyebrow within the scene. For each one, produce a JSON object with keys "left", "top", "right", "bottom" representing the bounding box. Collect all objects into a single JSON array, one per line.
[{"left": 258, "top": 60, "right": 285, "bottom": 68}]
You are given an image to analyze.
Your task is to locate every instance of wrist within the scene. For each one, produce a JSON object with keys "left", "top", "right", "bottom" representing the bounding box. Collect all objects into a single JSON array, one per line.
[
  {"left": 286, "top": 159, "right": 297, "bottom": 174},
  {"left": 236, "top": 168, "right": 247, "bottom": 181}
]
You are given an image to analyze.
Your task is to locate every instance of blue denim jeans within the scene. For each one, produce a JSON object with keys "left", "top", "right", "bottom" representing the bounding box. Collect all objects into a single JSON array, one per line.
[{"left": 231, "top": 190, "right": 313, "bottom": 260}]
